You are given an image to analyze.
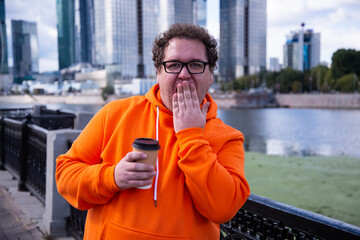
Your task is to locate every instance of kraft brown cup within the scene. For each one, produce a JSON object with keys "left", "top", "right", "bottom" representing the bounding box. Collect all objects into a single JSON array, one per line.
[{"left": 132, "top": 138, "right": 160, "bottom": 189}]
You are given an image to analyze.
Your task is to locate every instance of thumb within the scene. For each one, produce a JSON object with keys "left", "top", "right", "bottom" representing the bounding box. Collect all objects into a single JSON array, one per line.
[{"left": 201, "top": 102, "right": 210, "bottom": 116}]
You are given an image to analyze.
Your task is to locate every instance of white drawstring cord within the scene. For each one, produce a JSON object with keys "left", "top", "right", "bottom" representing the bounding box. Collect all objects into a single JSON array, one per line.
[{"left": 154, "top": 106, "right": 159, "bottom": 207}]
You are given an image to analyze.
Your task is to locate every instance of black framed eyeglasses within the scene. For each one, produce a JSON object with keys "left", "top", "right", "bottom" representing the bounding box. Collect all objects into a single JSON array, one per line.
[{"left": 162, "top": 61, "right": 209, "bottom": 74}]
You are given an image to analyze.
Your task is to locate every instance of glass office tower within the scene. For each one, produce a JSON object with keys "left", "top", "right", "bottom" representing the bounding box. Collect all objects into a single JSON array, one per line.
[
  {"left": 0, "top": 0, "right": 8, "bottom": 74},
  {"left": 59, "top": 0, "right": 205, "bottom": 80},
  {"left": 57, "top": 0, "right": 75, "bottom": 70},
  {"left": 283, "top": 27, "right": 320, "bottom": 72},
  {"left": 75, "top": 0, "right": 95, "bottom": 64},
  {"left": 11, "top": 20, "right": 39, "bottom": 83},
  {"left": 219, "top": 0, "right": 266, "bottom": 82},
  {"left": 193, "top": 0, "right": 207, "bottom": 27}
]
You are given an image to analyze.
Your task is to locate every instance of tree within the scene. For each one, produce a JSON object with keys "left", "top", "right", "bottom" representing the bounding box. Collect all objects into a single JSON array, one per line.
[
  {"left": 292, "top": 81, "right": 302, "bottom": 93},
  {"left": 233, "top": 74, "right": 259, "bottom": 92},
  {"left": 310, "top": 65, "right": 330, "bottom": 92},
  {"left": 275, "top": 68, "right": 303, "bottom": 93},
  {"left": 336, "top": 74, "right": 357, "bottom": 92},
  {"left": 102, "top": 84, "right": 115, "bottom": 100},
  {"left": 331, "top": 49, "right": 360, "bottom": 79}
]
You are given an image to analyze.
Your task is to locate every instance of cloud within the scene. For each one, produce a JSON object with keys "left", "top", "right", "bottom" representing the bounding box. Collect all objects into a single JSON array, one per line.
[{"left": 267, "top": 0, "right": 360, "bottom": 65}]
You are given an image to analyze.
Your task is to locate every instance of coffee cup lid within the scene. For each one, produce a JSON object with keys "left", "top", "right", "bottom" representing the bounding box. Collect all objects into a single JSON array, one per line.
[{"left": 132, "top": 138, "right": 161, "bottom": 150}]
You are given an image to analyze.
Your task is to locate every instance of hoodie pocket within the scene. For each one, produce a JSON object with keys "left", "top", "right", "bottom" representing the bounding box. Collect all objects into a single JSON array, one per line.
[{"left": 101, "top": 222, "right": 190, "bottom": 240}]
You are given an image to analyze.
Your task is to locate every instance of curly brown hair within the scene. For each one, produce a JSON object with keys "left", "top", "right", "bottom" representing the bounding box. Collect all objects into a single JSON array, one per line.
[{"left": 152, "top": 23, "right": 218, "bottom": 72}]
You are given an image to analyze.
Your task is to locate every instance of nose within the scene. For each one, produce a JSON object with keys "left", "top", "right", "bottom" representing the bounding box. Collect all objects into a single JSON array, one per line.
[{"left": 178, "top": 65, "right": 191, "bottom": 79}]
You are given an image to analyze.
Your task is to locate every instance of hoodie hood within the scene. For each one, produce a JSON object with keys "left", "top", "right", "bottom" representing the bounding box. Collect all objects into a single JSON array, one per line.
[{"left": 145, "top": 83, "right": 218, "bottom": 120}]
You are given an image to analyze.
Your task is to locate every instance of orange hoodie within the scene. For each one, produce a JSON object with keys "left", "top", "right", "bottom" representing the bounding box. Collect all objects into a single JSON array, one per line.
[{"left": 56, "top": 84, "right": 250, "bottom": 240}]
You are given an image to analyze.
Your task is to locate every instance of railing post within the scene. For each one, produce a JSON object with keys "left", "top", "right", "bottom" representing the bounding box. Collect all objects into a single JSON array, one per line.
[
  {"left": 0, "top": 116, "right": 5, "bottom": 170},
  {"left": 42, "top": 129, "right": 81, "bottom": 237},
  {"left": 18, "top": 114, "right": 31, "bottom": 191}
]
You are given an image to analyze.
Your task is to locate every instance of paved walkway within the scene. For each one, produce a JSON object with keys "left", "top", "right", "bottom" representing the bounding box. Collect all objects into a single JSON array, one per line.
[{"left": 0, "top": 169, "right": 74, "bottom": 240}]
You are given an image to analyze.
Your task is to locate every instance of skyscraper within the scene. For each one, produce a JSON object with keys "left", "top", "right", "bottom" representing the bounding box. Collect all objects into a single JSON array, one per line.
[
  {"left": 57, "top": 0, "right": 205, "bottom": 80},
  {"left": 0, "top": 0, "right": 8, "bottom": 74},
  {"left": 57, "top": 0, "right": 75, "bottom": 70},
  {"left": 92, "top": 0, "right": 203, "bottom": 80},
  {"left": 283, "top": 26, "right": 320, "bottom": 72},
  {"left": 194, "top": 0, "right": 207, "bottom": 27},
  {"left": 219, "top": 0, "right": 267, "bottom": 82},
  {"left": 11, "top": 20, "right": 39, "bottom": 83},
  {"left": 269, "top": 57, "right": 280, "bottom": 72},
  {"left": 75, "top": 0, "right": 94, "bottom": 64}
]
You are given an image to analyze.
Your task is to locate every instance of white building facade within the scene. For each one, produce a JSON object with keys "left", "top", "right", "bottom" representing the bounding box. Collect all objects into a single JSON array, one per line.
[{"left": 283, "top": 28, "right": 320, "bottom": 72}]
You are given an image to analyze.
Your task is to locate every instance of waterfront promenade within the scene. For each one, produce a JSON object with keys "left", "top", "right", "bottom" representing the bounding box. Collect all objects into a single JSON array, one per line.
[
  {"left": 0, "top": 169, "right": 73, "bottom": 240},
  {"left": 0, "top": 168, "right": 73, "bottom": 240}
]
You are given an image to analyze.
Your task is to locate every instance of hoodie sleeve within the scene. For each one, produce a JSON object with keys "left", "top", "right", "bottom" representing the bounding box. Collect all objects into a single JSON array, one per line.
[
  {"left": 55, "top": 105, "right": 120, "bottom": 210},
  {"left": 176, "top": 126, "right": 250, "bottom": 224}
]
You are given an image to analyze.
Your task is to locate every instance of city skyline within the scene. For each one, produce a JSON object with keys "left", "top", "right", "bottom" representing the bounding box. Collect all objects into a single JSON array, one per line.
[{"left": 4, "top": 0, "right": 360, "bottom": 73}]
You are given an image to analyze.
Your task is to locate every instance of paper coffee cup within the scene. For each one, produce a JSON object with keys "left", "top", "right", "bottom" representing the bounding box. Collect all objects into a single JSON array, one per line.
[{"left": 132, "top": 138, "right": 160, "bottom": 189}]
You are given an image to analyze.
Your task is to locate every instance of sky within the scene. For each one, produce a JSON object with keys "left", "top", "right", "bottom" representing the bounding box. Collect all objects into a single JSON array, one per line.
[{"left": 5, "top": 0, "right": 360, "bottom": 73}]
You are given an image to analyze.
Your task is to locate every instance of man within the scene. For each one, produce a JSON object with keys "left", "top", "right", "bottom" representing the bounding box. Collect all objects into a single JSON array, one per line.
[{"left": 56, "top": 23, "right": 250, "bottom": 240}]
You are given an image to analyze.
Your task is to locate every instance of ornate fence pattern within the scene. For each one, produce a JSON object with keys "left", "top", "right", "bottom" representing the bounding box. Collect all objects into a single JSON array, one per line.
[{"left": 0, "top": 106, "right": 76, "bottom": 203}]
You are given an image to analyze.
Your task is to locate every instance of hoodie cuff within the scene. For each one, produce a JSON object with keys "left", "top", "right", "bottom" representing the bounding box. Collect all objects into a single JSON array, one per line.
[
  {"left": 99, "top": 163, "right": 121, "bottom": 199},
  {"left": 176, "top": 127, "right": 208, "bottom": 154}
]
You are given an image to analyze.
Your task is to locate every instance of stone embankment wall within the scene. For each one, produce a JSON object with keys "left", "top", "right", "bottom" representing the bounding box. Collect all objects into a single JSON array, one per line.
[{"left": 275, "top": 93, "right": 360, "bottom": 109}]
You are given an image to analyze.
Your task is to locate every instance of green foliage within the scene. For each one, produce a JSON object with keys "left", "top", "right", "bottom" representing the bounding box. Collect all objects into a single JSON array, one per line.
[
  {"left": 331, "top": 49, "right": 360, "bottom": 79},
  {"left": 336, "top": 74, "right": 358, "bottom": 92},
  {"left": 102, "top": 84, "right": 115, "bottom": 100},
  {"left": 233, "top": 74, "right": 261, "bottom": 92},
  {"left": 292, "top": 81, "right": 302, "bottom": 93},
  {"left": 275, "top": 68, "right": 303, "bottom": 93}
]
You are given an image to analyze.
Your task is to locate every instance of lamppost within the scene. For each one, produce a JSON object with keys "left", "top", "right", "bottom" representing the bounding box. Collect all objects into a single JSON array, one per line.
[{"left": 354, "top": 74, "right": 357, "bottom": 93}]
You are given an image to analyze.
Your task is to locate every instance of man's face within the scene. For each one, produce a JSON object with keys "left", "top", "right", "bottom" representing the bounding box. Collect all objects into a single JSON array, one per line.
[{"left": 156, "top": 37, "right": 214, "bottom": 112}]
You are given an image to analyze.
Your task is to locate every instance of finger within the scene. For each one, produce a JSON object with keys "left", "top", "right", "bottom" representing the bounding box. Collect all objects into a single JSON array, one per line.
[
  {"left": 126, "top": 162, "right": 155, "bottom": 172},
  {"left": 177, "top": 84, "right": 186, "bottom": 111},
  {"left": 182, "top": 82, "right": 192, "bottom": 105},
  {"left": 124, "top": 151, "right": 147, "bottom": 162},
  {"left": 190, "top": 84, "right": 199, "bottom": 108},
  {"left": 123, "top": 168, "right": 156, "bottom": 180},
  {"left": 124, "top": 179, "right": 154, "bottom": 188},
  {"left": 172, "top": 93, "right": 179, "bottom": 115}
]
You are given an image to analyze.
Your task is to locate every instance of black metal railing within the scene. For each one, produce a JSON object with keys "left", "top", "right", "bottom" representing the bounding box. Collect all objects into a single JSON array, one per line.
[
  {"left": 25, "top": 124, "right": 48, "bottom": 202},
  {"left": 0, "top": 106, "right": 76, "bottom": 203},
  {"left": 1, "top": 117, "right": 25, "bottom": 183},
  {"left": 66, "top": 206, "right": 87, "bottom": 240},
  {"left": 221, "top": 194, "right": 360, "bottom": 240}
]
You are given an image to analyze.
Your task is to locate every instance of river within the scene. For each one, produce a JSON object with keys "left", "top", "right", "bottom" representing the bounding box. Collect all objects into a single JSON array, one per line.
[{"left": 2, "top": 102, "right": 360, "bottom": 158}]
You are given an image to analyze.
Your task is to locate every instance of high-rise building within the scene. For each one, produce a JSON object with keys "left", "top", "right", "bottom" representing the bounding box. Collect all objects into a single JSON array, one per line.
[
  {"left": 269, "top": 57, "right": 280, "bottom": 72},
  {"left": 11, "top": 20, "right": 39, "bottom": 83},
  {"left": 75, "top": 0, "right": 94, "bottom": 64},
  {"left": 193, "top": 0, "right": 207, "bottom": 27},
  {"left": 219, "top": 0, "right": 267, "bottom": 82},
  {"left": 283, "top": 26, "right": 320, "bottom": 72},
  {"left": 92, "top": 0, "right": 204, "bottom": 80},
  {"left": 57, "top": 0, "right": 205, "bottom": 80},
  {"left": 57, "top": 0, "right": 75, "bottom": 70},
  {"left": 0, "top": 0, "right": 8, "bottom": 74}
]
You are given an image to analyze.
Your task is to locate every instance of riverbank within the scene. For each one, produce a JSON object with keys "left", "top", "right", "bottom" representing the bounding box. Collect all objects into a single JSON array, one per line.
[
  {"left": 245, "top": 151, "right": 360, "bottom": 227},
  {"left": 0, "top": 93, "right": 359, "bottom": 109}
]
